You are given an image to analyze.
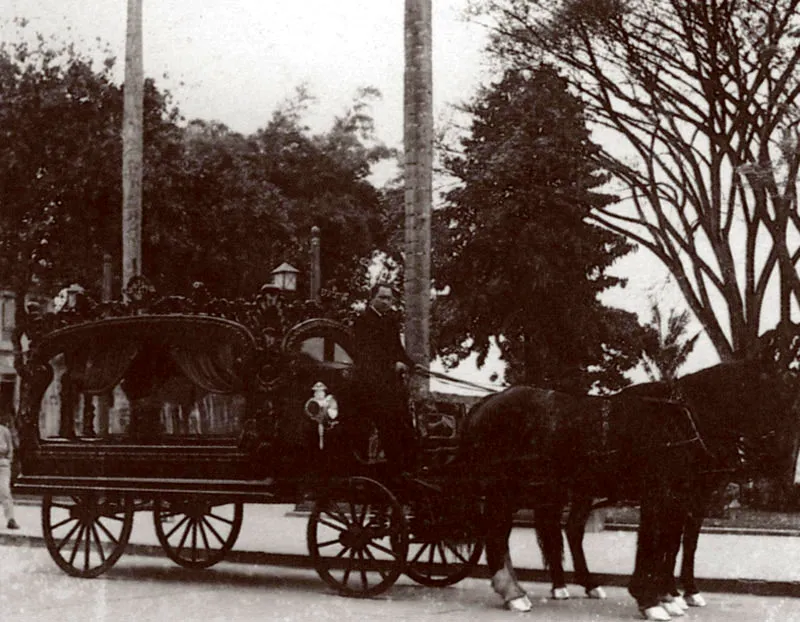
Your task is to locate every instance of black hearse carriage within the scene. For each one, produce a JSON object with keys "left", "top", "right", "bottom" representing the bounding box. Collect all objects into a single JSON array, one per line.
[{"left": 13, "top": 280, "right": 481, "bottom": 596}]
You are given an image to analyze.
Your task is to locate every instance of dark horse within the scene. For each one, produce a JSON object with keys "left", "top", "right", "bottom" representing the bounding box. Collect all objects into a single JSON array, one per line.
[
  {"left": 532, "top": 343, "right": 800, "bottom": 617},
  {"left": 457, "top": 386, "right": 708, "bottom": 618}
]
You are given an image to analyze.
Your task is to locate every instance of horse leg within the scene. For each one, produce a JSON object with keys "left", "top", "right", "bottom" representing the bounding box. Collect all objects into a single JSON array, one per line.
[
  {"left": 565, "top": 495, "right": 606, "bottom": 598},
  {"left": 485, "top": 494, "right": 531, "bottom": 611},
  {"left": 534, "top": 503, "right": 568, "bottom": 599},
  {"left": 630, "top": 491, "right": 671, "bottom": 621},
  {"left": 679, "top": 498, "right": 707, "bottom": 607},
  {"left": 655, "top": 496, "right": 687, "bottom": 617}
]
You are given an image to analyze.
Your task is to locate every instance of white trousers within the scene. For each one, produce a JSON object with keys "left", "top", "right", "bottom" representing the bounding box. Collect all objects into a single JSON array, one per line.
[{"left": 0, "top": 461, "right": 15, "bottom": 522}]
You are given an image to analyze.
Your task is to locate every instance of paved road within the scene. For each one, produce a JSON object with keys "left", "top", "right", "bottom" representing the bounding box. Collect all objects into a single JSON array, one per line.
[
  {"left": 3, "top": 545, "right": 800, "bottom": 622},
  {"left": 5, "top": 501, "right": 800, "bottom": 594}
]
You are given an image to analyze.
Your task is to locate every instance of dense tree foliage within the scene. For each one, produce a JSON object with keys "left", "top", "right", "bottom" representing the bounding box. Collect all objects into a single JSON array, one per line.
[
  {"left": 471, "top": 0, "right": 800, "bottom": 360},
  {"left": 0, "top": 35, "right": 119, "bottom": 295},
  {"left": 0, "top": 32, "right": 396, "bottom": 296},
  {"left": 434, "top": 66, "right": 647, "bottom": 392},
  {"left": 0, "top": 28, "right": 398, "bottom": 365}
]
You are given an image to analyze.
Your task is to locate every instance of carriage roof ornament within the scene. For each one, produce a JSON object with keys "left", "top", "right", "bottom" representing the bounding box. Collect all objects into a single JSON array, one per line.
[{"left": 53, "top": 284, "right": 86, "bottom": 313}]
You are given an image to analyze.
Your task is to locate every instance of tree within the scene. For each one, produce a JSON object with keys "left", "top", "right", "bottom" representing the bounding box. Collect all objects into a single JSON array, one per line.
[
  {"left": 471, "top": 0, "right": 800, "bottom": 360},
  {"left": 641, "top": 298, "right": 700, "bottom": 382},
  {"left": 139, "top": 117, "right": 291, "bottom": 297},
  {"left": 434, "top": 66, "right": 646, "bottom": 392},
  {"left": 248, "top": 88, "right": 394, "bottom": 300},
  {"left": 0, "top": 29, "right": 123, "bottom": 369},
  {"left": 0, "top": 26, "right": 398, "bottom": 339}
]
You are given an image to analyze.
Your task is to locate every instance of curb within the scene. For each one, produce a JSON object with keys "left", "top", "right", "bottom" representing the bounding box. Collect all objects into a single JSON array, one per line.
[
  {"left": 3, "top": 530, "right": 800, "bottom": 599},
  {"left": 17, "top": 496, "right": 800, "bottom": 537},
  {"left": 604, "top": 522, "right": 800, "bottom": 538}
]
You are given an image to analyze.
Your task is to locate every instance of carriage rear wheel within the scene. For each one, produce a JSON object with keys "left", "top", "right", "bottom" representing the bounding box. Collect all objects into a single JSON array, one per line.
[
  {"left": 307, "top": 476, "right": 408, "bottom": 597},
  {"left": 42, "top": 493, "right": 134, "bottom": 578},
  {"left": 153, "top": 497, "right": 243, "bottom": 569},
  {"left": 405, "top": 492, "right": 484, "bottom": 587}
]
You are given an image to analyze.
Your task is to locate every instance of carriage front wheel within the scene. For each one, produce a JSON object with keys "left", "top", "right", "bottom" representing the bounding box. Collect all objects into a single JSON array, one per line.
[
  {"left": 405, "top": 490, "right": 484, "bottom": 587},
  {"left": 307, "top": 476, "right": 409, "bottom": 597},
  {"left": 42, "top": 493, "right": 134, "bottom": 578},
  {"left": 153, "top": 497, "right": 243, "bottom": 569}
]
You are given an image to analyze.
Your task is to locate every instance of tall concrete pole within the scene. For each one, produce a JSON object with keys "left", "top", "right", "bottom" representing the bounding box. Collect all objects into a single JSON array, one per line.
[
  {"left": 97, "top": 253, "right": 113, "bottom": 436},
  {"left": 310, "top": 226, "right": 321, "bottom": 302},
  {"left": 122, "top": 0, "right": 144, "bottom": 288},
  {"left": 404, "top": 0, "right": 433, "bottom": 398}
]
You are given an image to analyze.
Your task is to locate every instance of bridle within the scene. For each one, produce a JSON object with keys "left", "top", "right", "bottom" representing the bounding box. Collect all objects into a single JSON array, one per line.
[{"left": 638, "top": 397, "right": 711, "bottom": 456}]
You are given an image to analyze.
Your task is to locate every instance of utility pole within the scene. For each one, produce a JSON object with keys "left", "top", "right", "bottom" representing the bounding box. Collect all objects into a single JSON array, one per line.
[
  {"left": 122, "top": 0, "right": 144, "bottom": 289},
  {"left": 403, "top": 0, "right": 432, "bottom": 399}
]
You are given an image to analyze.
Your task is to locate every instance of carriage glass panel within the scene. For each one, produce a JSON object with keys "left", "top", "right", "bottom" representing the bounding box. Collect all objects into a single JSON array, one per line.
[{"left": 34, "top": 318, "right": 253, "bottom": 443}]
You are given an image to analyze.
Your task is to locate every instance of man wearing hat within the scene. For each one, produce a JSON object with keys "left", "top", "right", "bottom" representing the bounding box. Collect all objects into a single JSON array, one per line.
[{"left": 353, "top": 283, "right": 419, "bottom": 474}]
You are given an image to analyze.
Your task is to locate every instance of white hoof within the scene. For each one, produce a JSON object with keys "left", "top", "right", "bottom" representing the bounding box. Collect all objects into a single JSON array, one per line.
[
  {"left": 661, "top": 600, "right": 685, "bottom": 617},
  {"left": 641, "top": 605, "right": 671, "bottom": 621},
  {"left": 672, "top": 595, "right": 689, "bottom": 610},
  {"left": 587, "top": 586, "right": 607, "bottom": 599},
  {"left": 505, "top": 595, "right": 532, "bottom": 612},
  {"left": 685, "top": 593, "right": 707, "bottom": 607},
  {"left": 552, "top": 587, "right": 570, "bottom": 600}
]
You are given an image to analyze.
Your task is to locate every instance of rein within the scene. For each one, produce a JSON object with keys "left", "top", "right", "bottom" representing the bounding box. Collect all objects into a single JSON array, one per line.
[{"left": 413, "top": 366, "right": 504, "bottom": 394}]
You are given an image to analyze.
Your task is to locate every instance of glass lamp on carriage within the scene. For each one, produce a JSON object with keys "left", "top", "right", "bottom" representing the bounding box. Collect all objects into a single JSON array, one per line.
[{"left": 271, "top": 262, "right": 299, "bottom": 292}]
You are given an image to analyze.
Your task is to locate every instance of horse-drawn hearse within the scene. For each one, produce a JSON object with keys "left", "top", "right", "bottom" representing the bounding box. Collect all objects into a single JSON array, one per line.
[
  {"left": 13, "top": 278, "right": 482, "bottom": 597},
  {"left": 14, "top": 277, "right": 800, "bottom": 620}
]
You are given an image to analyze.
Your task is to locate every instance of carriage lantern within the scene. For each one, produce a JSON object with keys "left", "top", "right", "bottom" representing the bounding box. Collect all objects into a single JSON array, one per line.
[
  {"left": 271, "top": 262, "right": 299, "bottom": 292},
  {"left": 305, "top": 381, "right": 339, "bottom": 449}
]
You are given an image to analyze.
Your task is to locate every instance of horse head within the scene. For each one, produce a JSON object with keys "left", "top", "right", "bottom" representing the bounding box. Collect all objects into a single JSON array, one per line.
[
  {"left": 624, "top": 336, "right": 800, "bottom": 480},
  {"left": 748, "top": 323, "right": 800, "bottom": 482}
]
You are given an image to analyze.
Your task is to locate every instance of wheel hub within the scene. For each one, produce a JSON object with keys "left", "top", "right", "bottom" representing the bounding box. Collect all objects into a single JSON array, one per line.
[
  {"left": 70, "top": 504, "right": 98, "bottom": 522},
  {"left": 183, "top": 503, "right": 210, "bottom": 519},
  {"left": 340, "top": 524, "right": 374, "bottom": 550}
]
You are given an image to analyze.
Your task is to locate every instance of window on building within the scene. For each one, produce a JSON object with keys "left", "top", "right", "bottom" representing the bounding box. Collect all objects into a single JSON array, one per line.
[{"left": 1, "top": 296, "right": 14, "bottom": 341}]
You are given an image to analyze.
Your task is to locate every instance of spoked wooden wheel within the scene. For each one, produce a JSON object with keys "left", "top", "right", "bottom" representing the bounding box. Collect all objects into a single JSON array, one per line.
[
  {"left": 307, "top": 476, "right": 408, "bottom": 597},
  {"left": 153, "top": 497, "right": 243, "bottom": 569},
  {"left": 405, "top": 493, "right": 484, "bottom": 586},
  {"left": 42, "top": 493, "right": 134, "bottom": 578}
]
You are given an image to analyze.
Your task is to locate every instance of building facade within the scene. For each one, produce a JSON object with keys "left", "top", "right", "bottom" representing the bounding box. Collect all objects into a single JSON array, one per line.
[{"left": 0, "top": 291, "right": 18, "bottom": 415}]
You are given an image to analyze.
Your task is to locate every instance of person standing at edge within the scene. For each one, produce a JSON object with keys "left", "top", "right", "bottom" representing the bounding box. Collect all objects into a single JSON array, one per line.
[
  {"left": 0, "top": 410, "right": 19, "bottom": 529},
  {"left": 353, "top": 283, "right": 419, "bottom": 474}
]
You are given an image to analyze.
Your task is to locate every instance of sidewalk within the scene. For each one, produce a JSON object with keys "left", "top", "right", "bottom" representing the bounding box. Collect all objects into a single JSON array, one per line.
[{"left": 3, "top": 501, "right": 800, "bottom": 596}]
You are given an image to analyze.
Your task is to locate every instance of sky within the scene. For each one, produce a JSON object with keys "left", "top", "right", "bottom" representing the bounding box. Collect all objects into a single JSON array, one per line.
[
  {"left": 2, "top": 1, "right": 491, "bottom": 150},
  {"left": 0, "top": 1, "right": 714, "bottom": 390}
]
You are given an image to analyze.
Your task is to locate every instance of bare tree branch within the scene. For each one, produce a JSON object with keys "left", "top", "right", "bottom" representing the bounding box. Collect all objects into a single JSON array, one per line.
[{"left": 475, "top": 0, "right": 800, "bottom": 359}]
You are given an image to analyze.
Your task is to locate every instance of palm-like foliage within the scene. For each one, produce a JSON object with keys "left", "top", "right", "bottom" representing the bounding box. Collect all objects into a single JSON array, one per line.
[{"left": 641, "top": 299, "right": 700, "bottom": 382}]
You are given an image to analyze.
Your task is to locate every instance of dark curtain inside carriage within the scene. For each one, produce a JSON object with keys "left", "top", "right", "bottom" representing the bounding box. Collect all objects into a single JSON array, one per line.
[
  {"left": 121, "top": 341, "right": 248, "bottom": 438},
  {"left": 34, "top": 317, "right": 258, "bottom": 440},
  {"left": 63, "top": 340, "right": 245, "bottom": 397},
  {"left": 169, "top": 341, "right": 246, "bottom": 395},
  {"left": 67, "top": 341, "right": 141, "bottom": 395}
]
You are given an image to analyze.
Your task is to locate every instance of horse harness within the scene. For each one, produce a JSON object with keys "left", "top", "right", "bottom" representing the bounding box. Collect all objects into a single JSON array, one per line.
[{"left": 585, "top": 398, "right": 709, "bottom": 459}]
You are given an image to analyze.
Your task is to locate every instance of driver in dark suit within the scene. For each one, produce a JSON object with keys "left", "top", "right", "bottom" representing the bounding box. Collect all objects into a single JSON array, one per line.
[{"left": 353, "top": 283, "right": 418, "bottom": 473}]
